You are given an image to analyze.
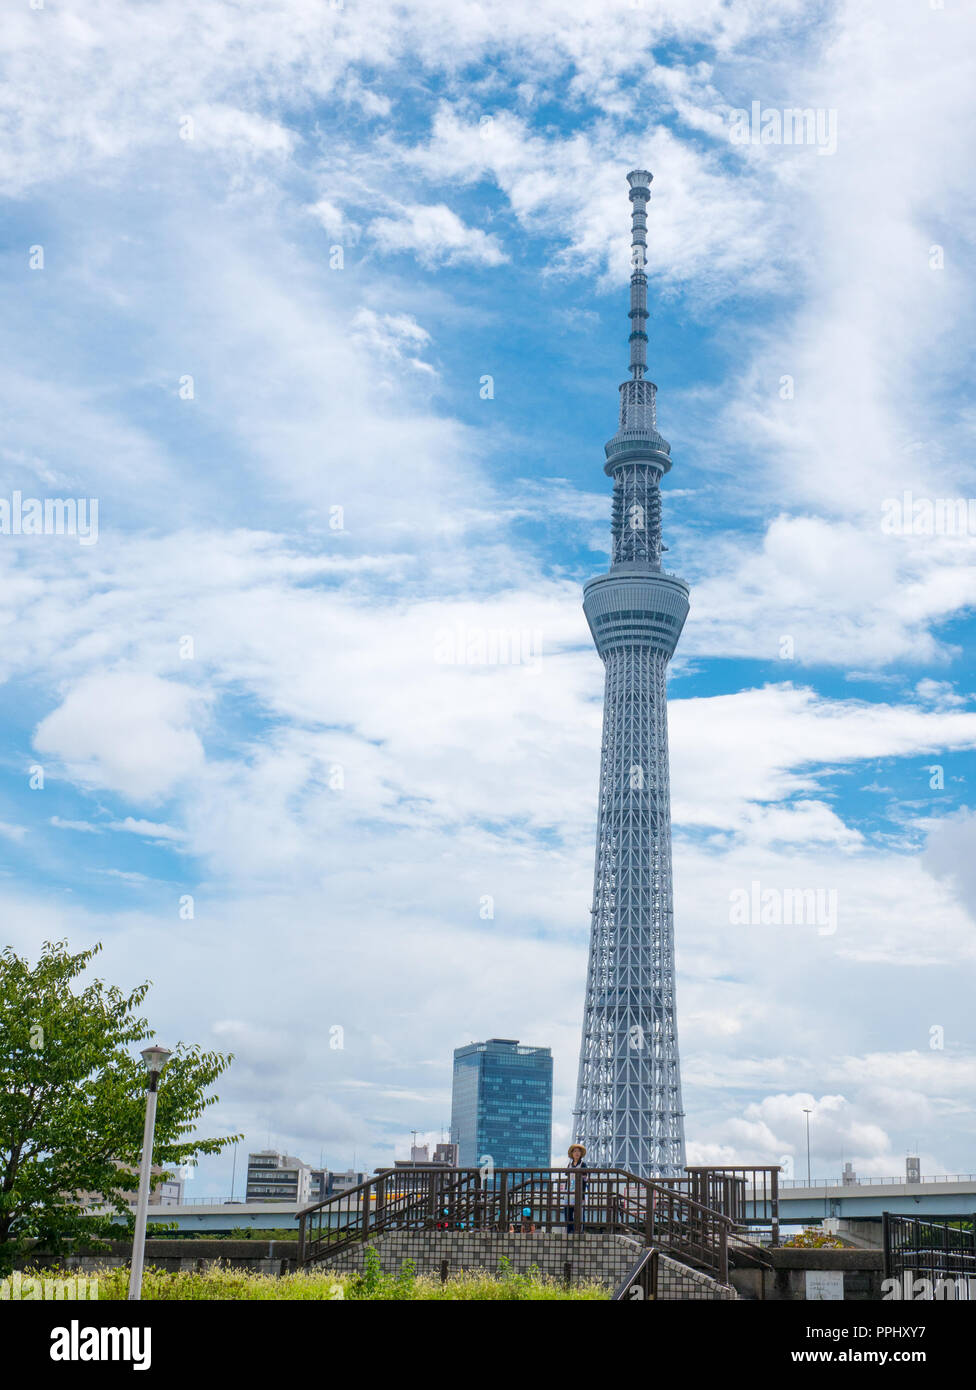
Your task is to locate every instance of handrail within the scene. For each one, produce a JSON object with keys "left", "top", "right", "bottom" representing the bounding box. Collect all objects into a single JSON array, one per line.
[
  {"left": 612, "top": 1246, "right": 659, "bottom": 1301},
  {"left": 303, "top": 1169, "right": 386, "bottom": 1210},
  {"left": 782, "top": 1173, "right": 976, "bottom": 1188}
]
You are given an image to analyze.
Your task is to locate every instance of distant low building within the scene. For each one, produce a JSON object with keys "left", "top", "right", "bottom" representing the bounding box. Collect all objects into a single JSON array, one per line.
[
  {"left": 242, "top": 1151, "right": 367, "bottom": 1205},
  {"left": 245, "top": 1150, "right": 313, "bottom": 1204},
  {"left": 150, "top": 1171, "right": 185, "bottom": 1206},
  {"left": 392, "top": 1141, "right": 459, "bottom": 1169},
  {"left": 327, "top": 1169, "right": 367, "bottom": 1193},
  {"left": 79, "top": 1163, "right": 183, "bottom": 1213}
]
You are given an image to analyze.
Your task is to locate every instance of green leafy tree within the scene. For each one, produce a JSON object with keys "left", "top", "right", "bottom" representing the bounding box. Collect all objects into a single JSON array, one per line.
[{"left": 0, "top": 939, "right": 238, "bottom": 1265}]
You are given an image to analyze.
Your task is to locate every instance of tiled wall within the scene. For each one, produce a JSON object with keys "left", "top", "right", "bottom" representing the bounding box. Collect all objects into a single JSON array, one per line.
[{"left": 319, "top": 1230, "right": 737, "bottom": 1299}]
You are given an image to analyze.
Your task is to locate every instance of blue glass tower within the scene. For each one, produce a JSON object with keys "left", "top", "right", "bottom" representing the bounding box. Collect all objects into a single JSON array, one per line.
[{"left": 451, "top": 1038, "right": 553, "bottom": 1169}]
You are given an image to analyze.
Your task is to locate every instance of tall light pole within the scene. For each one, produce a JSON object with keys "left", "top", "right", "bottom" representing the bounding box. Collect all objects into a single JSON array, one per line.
[
  {"left": 128, "top": 1044, "right": 171, "bottom": 1301},
  {"left": 803, "top": 1107, "right": 813, "bottom": 1187}
]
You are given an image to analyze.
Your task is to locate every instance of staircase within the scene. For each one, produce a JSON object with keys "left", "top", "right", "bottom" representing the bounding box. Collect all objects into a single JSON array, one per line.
[{"left": 298, "top": 1165, "right": 780, "bottom": 1294}]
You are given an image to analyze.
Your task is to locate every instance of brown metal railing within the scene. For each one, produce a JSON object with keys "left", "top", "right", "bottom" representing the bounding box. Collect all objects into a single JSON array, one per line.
[
  {"left": 298, "top": 1166, "right": 733, "bottom": 1283},
  {"left": 684, "top": 1165, "right": 780, "bottom": 1246}
]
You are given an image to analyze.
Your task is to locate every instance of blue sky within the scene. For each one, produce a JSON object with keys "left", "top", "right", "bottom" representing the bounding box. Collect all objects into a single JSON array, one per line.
[{"left": 2, "top": 0, "right": 975, "bottom": 1195}]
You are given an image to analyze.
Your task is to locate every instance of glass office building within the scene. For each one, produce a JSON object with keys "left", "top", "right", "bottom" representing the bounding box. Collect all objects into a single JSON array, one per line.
[{"left": 451, "top": 1038, "right": 553, "bottom": 1169}]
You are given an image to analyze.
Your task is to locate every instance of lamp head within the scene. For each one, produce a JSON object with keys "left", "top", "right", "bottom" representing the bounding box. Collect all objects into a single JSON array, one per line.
[{"left": 140, "top": 1044, "right": 172, "bottom": 1075}]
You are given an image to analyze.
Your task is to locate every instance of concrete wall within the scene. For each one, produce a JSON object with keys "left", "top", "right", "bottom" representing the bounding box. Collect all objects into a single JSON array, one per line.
[
  {"left": 732, "top": 1248, "right": 886, "bottom": 1301},
  {"left": 835, "top": 1220, "right": 884, "bottom": 1249},
  {"left": 14, "top": 1240, "right": 300, "bottom": 1277}
]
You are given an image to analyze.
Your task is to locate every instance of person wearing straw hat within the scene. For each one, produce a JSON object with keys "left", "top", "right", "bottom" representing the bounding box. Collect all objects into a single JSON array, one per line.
[{"left": 564, "top": 1143, "right": 588, "bottom": 1234}]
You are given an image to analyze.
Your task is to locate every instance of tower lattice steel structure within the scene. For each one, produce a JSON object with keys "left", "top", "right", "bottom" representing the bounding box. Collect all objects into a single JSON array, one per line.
[{"left": 573, "top": 170, "right": 689, "bottom": 1179}]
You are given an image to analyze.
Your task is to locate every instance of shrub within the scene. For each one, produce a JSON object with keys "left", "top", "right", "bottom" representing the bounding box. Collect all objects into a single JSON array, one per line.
[
  {"left": 782, "top": 1227, "right": 844, "bottom": 1249},
  {"left": 12, "top": 1256, "right": 610, "bottom": 1301}
]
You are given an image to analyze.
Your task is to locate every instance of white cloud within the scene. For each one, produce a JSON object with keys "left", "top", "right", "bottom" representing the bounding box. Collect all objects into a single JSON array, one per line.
[
  {"left": 922, "top": 810, "right": 976, "bottom": 923},
  {"left": 33, "top": 672, "right": 207, "bottom": 802},
  {"left": 50, "top": 816, "right": 101, "bottom": 834},
  {"left": 110, "top": 817, "right": 188, "bottom": 842},
  {"left": 184, "top": 105, "right": 295, "bottom": 157},
  {"left": 681, "top": 515, "right": 976, "bottom": 668},
  {"left": 307, "top": 198, "right": 362, "bottom": 243},
  {"left": 915, "top": 679, "right": 968, "bottom": 710},
  {"left": 349, "top": 307, "right": 437, "bottom": 376},
  {"left": 719, "top": 1093, "right": 894, "bottom": 1176},
  {"left": 0, "top": 0, "right": 812, "bottom": 197},
  {"left": 398, "top": 107, "right": 777, "bottom": 297},
  {"left": 670, "top": 683, "right": 976, "bottom": 834},
  {"left": 369, "top": 202, "right": 507, "bottom": 267}
]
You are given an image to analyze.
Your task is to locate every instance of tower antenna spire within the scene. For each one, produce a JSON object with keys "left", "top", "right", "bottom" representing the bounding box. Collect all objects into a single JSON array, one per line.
[
  {"left": 626, "top": 169, "right": 652, "bottom": 380},
  {"left": 608, "top": 171, "right": 669, "bottom": 464}
]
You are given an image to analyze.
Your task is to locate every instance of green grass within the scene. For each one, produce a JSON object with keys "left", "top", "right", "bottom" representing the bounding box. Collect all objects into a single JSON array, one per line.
[{"left": 17, "top": 1250, "right": 611, "bottom": 1301}]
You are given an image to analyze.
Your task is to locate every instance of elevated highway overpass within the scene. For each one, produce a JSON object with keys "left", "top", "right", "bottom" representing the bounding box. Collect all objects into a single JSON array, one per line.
[{"left": 752, "top": 1174, "right": 976, "bottom": 1246}]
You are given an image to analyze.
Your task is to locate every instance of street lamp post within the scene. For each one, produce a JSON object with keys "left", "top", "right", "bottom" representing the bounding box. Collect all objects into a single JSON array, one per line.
[
  {"left": 803, "top": 1107, "right": 813, "bottom": 1187},
  {"left": 128, "top": 1044, "right": 172, "bottom": 1302}
]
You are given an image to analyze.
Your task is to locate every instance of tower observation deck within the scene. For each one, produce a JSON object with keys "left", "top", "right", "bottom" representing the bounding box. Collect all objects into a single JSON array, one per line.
[{"left": 572, "top": 170, "right": 689, "bottom": 1179}]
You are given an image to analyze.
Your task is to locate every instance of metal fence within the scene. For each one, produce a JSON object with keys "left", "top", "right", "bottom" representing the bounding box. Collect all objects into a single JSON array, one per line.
[{"left": 883, "top": 1212, "right": 976, "bottom": 1299}]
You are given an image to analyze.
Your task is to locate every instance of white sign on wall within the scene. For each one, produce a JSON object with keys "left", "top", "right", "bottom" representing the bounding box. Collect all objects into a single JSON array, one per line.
[{"left": 805, "top": 1270, "right": 844, "bottom": 1300}]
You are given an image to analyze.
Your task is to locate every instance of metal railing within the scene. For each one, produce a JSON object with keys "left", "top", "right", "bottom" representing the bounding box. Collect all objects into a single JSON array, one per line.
[
  {"left": 612, "top": 1246, "right": 659, "bottom": 1301},
  {"left": 298, "top": 1167, "right": 733, "bottom": 1283},
  {"left": 781, "top": 1173, "right": 976, "bottom": 1188},
  {"left": 687, "top": 1165, "right": 780, "bottom": 1244},
  {"left": 883, "top": 1213, "right": 976, "bottom": 1298},
  {"left": 166, "top": 1197, "right": 295, "bottom": 1207}
]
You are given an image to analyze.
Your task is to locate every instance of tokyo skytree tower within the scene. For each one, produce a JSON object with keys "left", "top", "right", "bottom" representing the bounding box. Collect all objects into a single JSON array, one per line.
[{"left": 572, "top": 170, "right": 689, "bottom": 1179}]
